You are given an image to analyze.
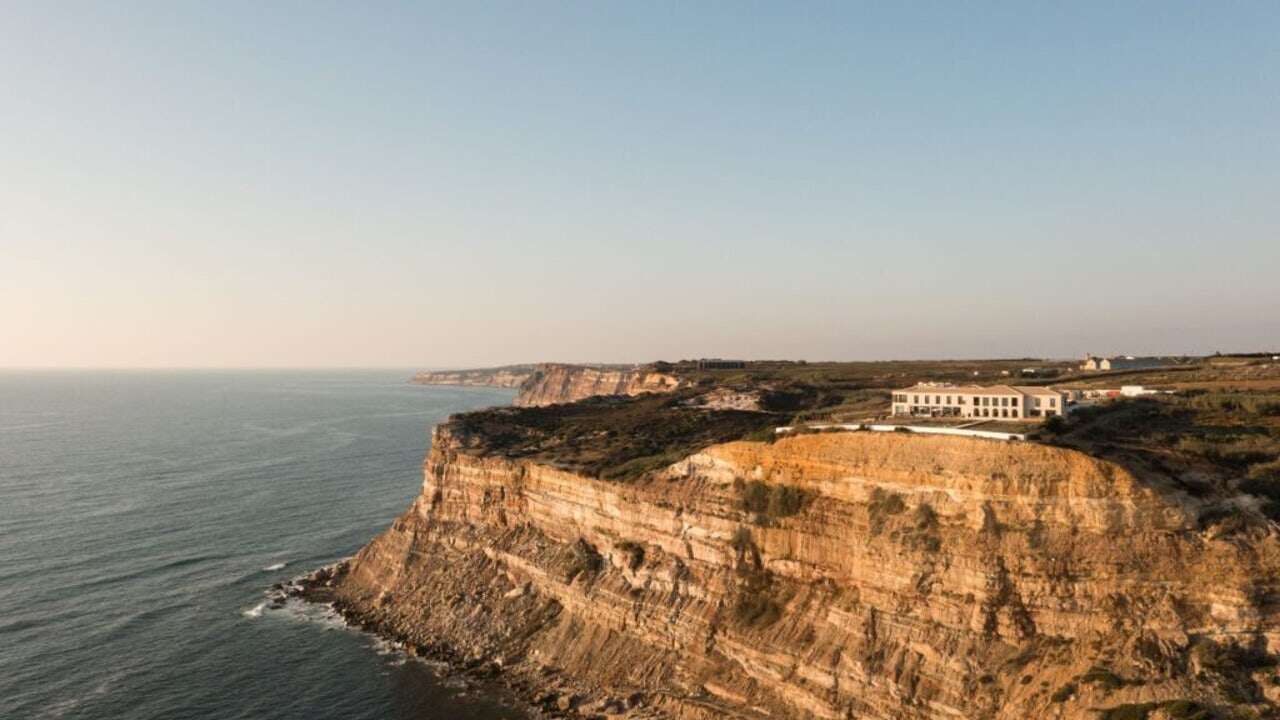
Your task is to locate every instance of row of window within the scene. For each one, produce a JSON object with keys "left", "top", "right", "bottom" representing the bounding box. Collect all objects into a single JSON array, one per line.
[
  {"left": 893, "top": 394, "right": 1059, "bottom": 408},
  {"left": 899, "top": 394, "right": 1020, "bottom": 407},
  {"left": 903, "top": 405, "right": 1020, "bottom": 418}
]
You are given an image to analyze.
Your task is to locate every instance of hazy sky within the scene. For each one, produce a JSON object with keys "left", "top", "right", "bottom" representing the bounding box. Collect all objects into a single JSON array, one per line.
[{"left": 3, "top": 2, "right": 1277, "bottom": 368}]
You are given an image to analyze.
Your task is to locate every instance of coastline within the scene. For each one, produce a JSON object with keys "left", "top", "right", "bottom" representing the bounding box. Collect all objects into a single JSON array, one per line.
[{"left": 291, "top": 565, "right": 626, "bottom": 720}]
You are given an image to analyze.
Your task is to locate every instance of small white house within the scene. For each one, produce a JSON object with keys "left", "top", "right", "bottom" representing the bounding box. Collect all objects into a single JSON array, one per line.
[{"left": 1121, "top": 385, "right": 1169, "bottom": 397}]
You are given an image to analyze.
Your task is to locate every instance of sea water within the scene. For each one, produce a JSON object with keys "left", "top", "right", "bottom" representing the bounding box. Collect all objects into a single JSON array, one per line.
[{"left": 0, "top": 370, "right": 528, "bottom": 720}]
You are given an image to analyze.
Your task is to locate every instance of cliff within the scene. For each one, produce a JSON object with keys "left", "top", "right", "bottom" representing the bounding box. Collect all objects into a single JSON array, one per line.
[
  {"left": 410, "top": 363, "right": 680, "bottom": 407},
  {"left": 411, "top": 365, "right": 536, "bottom": 389},
  {"left": 313, "top": 428, "right": 1280, "bottom": 719},
  {"left": 514, "top": 364, "right": 679, "bottom": 407}
]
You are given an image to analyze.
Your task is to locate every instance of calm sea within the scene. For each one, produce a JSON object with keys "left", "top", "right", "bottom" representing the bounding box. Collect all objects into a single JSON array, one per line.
[{"left": 0, "top": 370, "right": 528, "bottom": 720}]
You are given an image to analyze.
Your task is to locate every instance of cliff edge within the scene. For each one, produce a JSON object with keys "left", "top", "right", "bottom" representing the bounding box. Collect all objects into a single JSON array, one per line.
[
  {"left": 411, "top": 365, "right": 536, "bottom": 389},
  {"left": 312, "top": 427, "right": 1280, "bottom": 719},
  {"left": 411, "top": 363, "right": 680, "bottom": 407},
  {"left": 513, "top": 364, "right": 679, "bottom": 408}
]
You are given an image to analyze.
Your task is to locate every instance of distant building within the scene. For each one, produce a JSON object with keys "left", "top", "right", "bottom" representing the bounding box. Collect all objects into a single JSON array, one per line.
[
  {"left": 1121, "top": 385, "right": 1169, "bottom": 397},
  {"left": 695, "top": 359, "right": 746, "bottom": 370},
  {"left": 891, "top": 383, "right": 1066, "bottom": 421},
  {"left": 1020, "top": 367, "right": 1061, "bottom": 378},
  {"left": 1081, "top": 354, "right": 1170, "bottom": 372}
]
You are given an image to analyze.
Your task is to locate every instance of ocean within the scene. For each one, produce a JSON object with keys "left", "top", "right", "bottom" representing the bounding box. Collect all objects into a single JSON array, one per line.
[{"left": 0, "top": 370, "right": 529, "bottom": 720}]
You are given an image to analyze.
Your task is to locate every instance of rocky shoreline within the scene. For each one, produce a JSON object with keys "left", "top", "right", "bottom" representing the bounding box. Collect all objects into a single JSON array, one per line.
[
  {"left": 290, "top": 564, "right": 655, "bottom": 720},
  {"left": 292, "top": 423, "right": 1280, "bottom": 719}
]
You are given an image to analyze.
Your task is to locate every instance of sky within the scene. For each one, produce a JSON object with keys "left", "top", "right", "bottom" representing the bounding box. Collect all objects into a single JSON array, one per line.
[{"left": 2, "top": 2, "right": 1277, "bottom": 368}]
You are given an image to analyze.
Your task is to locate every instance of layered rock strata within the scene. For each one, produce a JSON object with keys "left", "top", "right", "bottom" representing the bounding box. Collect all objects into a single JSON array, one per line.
[
  {"left": 320, "top": 429, "right": 1280, "bottom": 719},
  {"left": 513, "top": 364, "right": 679, "bottom": 407},
  {"left": 411, "top": 366, "right": 535, "bottom": 389}
]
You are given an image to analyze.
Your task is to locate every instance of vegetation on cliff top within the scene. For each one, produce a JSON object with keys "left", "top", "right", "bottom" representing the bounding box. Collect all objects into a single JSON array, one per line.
[
  {"left": 447, "top": 391, "right": 787, "bottom": 481},
  {"left": 1039, "top": 389, "right": 1280, "bottom": 525},
  {"left": 444, "top": 357, "right": 1280, "bottom": 506}
]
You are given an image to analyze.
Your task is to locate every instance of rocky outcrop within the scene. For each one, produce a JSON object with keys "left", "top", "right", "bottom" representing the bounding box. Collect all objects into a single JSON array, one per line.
[
  {"left": 319, "top": 429, "right": 1280, "bottom": 719},
  {"left": 411, "top": 363, "right": 680, "bottom": 407},
  {"left": 514, "top": 364, "right": 679, "bottom": 407},
  {"left": 412, "top": 366, "right": 535, "bottom": 389}
]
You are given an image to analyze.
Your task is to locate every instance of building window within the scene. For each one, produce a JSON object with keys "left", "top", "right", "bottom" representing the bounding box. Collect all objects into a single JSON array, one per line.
[
  {"left": 946, "top": 396, "right": 952, "bottom": 404},
  {"left": 1050, "top": 398, "right": 1057, "bottom": 407},
  {"left": 1011, "top": 397, "right": 1018, "bottom": 407}
]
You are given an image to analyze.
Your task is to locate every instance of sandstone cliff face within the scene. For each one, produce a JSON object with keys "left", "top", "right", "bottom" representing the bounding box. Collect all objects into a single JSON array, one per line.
[
  {"left": 327, "top": 430, "right": 1280, "bottom": 719},
  {"left": 514, "top": 364, "right": 679, "bottom": 407},
  {"left": 412, "top": 366, "right": 534, "bottom": 389}
]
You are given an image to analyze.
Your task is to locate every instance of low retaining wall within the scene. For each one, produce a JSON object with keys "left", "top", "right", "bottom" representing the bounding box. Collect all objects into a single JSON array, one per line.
[{"left": 775, "top": 422, "right": 1029, "bottom": 442}]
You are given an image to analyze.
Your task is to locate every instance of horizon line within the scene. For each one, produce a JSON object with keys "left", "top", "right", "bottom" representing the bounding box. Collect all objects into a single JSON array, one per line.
[{"left": 5, "top": 350, "right": 1277, "bottom": 373}]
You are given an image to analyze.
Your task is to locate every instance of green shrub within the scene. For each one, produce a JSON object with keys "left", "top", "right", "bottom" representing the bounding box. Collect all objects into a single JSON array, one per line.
[
  {"left": 896, "top": 503, "right": 942, "bottom": 551},
  {"left": 601, "top": 451, "right": 686, "bottom": 481},
  {"left": 1176, "top": 433, "right": 1279, "bottom": 468},
  {"left": 565, "top": 538, "right": 603, "bottom": 581},
  {"left": 1099, "top": 703, "right": 1158, "bottom": 720},
  {"left": 1080, "top": 666, "right": 1134, "bottom": 691},
  {"left": 1095, "top": 699, "right": 1213, "bottom": 720},
  {"left": 728, "top": 529, "right": 784, "bottom": 628},
  {"left": 913, "top": 503, "right": 937, "bottom": 529},
  {"left": 740, "top": 427, "right": 779, "bottom": 443},
  {"left": 1186, "top": 392, "right": 1280, "bottom": 416},
  {"left": 732, "top": 591, "right": 782, "bottom": 627},
  {"left": 867, "top": 488, "right": 906, "bottom": 534},
  {"left": 1240, "top": 476, "right": 1280, "bottom": 521},
  {"left": 615, "top": 540, "right": 645, "bottom": 571},
  {"left": 1161, "top": 700, "right": 1213, "bottom": 720},
  {"left": 1049, "top": 682, "right": 1076, "bottom": 702},
  {"left": 737, "top": 479, "right": 812, "bottom": 523},
  {"left": 1193, "top": 637, "right": 1277, "bottom": 674}
]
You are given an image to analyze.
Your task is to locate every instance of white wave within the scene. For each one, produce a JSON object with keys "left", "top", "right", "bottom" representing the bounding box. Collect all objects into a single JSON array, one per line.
[
  {"left": 273, "top": 597, "right": 349, "bottom": 631},
  {"left": 241, "top": 602, "right": 267, "bottom": 619},
  {"left": 370, "top": 637, "right": 401, "bottom": 655},
  {"left": 263, "top": 562, "right": 288, "bottom": 571}
]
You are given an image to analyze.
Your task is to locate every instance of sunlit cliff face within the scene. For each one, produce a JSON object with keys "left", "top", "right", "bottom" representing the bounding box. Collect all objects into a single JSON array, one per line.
[{"left": 323, "top": 428, "right": 1280, "bottom": 719}]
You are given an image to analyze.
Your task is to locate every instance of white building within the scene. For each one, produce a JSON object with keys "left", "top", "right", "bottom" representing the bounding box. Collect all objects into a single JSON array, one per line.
[
  {"left": 891, "top": 383, "right": 1067, "bottom": 421},
  {"left": 1081, "top": 354, "right": 1169, "bottom": 372}
]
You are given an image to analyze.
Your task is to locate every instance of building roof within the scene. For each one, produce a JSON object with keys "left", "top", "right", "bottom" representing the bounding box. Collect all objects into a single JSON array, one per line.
[{"left": 894, "top": 383, "right": 1062, "bottom": 397}]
